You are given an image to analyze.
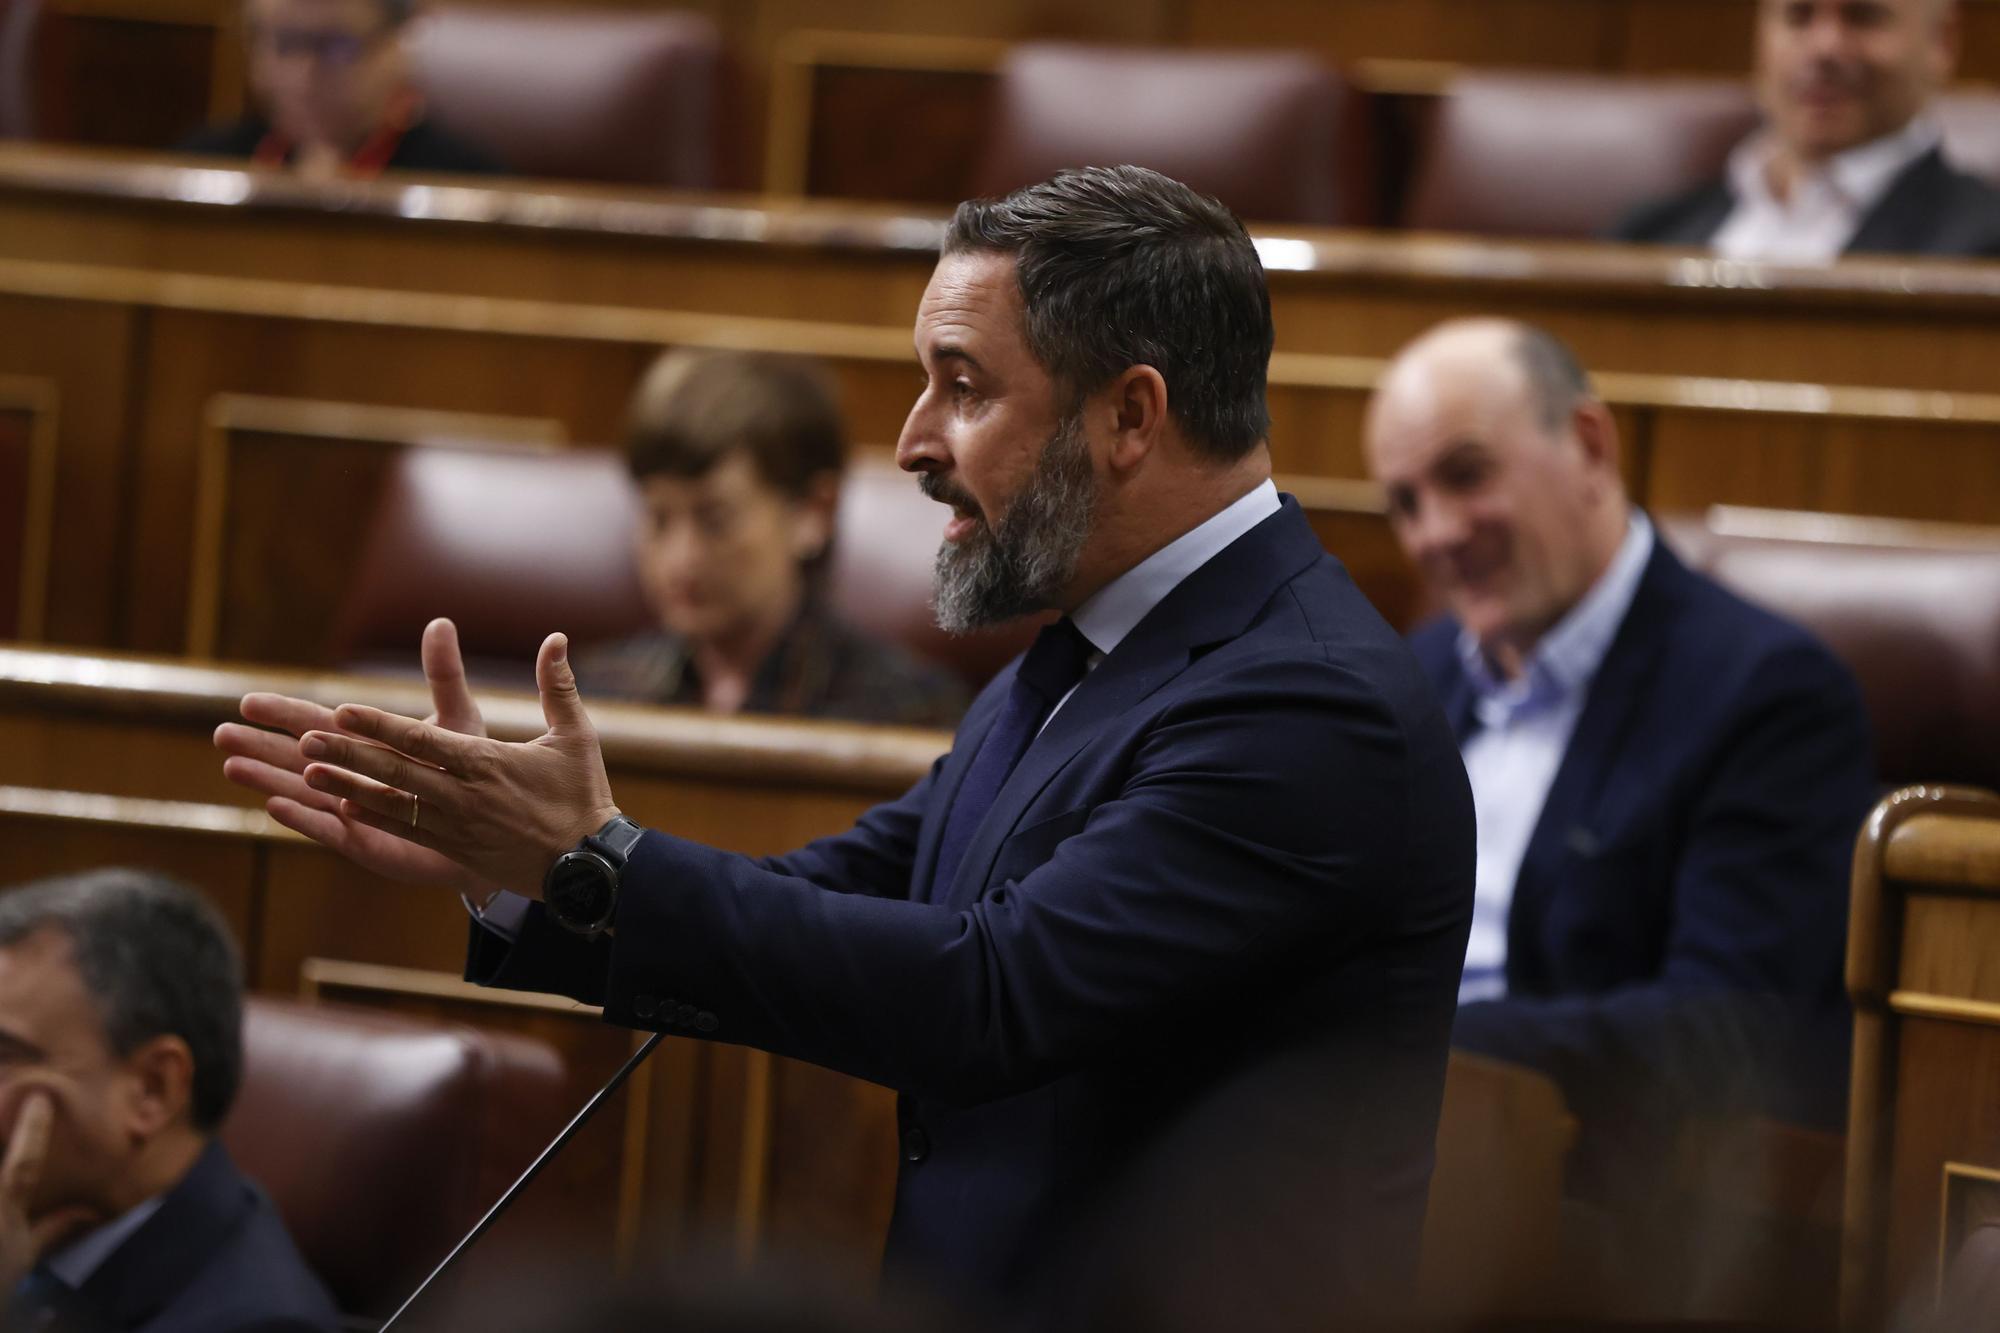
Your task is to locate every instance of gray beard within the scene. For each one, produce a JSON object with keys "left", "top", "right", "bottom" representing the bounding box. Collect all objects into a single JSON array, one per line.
[{"left": 929, "top": 413, "right": 1098, "bottom": 634}]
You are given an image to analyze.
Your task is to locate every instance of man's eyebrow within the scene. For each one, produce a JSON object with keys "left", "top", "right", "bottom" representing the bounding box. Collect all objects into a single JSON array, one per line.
[{"left": 930, "top": 343, "right": 982, "bottom": 373}]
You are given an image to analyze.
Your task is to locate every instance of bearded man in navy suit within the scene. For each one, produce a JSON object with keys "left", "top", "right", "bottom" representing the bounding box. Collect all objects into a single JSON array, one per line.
[
  {"left": 1364, "top": 319, "right": 1876, "bottom": 1288},
  {"left": 217, "top": 166, "right": 1475, "bottom": 1327}
]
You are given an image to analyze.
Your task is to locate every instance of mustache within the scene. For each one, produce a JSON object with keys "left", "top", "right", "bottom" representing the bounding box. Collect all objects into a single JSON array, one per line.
[
  {"left": 1791, "top": 59, "right": 1869, "bottom": 96},
  {"left": 918, "top": 471, "right": 984, "bottom": 521}
]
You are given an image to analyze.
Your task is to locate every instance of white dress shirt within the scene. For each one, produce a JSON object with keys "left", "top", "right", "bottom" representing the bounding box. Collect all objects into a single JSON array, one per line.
[
  {"left": 473, "top": 479, "right": 1284, "bottom": 940},
  {"left": 1712, "top": 116, "right": 1940, "bottom": 265},
  {"left": 1456, "top": 512, "right": 1653, "bottom": 1003}
]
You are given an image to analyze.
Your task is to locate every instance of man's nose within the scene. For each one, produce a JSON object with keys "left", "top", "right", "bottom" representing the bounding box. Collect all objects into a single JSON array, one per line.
[
  {"left": 895, "top": 400, "right": 947, "bottom": 474},
  {"left": 1407, "top": 497, "right": 1471, "bottom": 562}
]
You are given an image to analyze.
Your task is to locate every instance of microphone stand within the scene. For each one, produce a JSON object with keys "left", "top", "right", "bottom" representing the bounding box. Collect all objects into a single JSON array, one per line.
[{"left": 378, "top": 1030, "right": 667, "bottom": 1331}]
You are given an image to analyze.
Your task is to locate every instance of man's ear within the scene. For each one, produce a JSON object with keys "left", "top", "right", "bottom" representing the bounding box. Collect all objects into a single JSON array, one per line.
[
  {"left": 121, "top": 1036, "right": 195, "bottom": 1142},
  {"left": 1104, "top": 366, "right": 1170, "bottom": 473},
  {"left": 1569, "top": 400, "right": 1623, "bottom": 490}
]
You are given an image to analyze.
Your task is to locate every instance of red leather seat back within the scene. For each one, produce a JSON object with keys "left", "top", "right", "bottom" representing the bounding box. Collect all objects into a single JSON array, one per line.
[
  {"left": 408, "top": 5, "right": 734, "bottom": 188},
  {"left": 222, "top": 997, "right": 568, "bottom": 1318},
  {"left": 972, "top": 42, "right": 1370, "bottom": 227},
  {"left": 1406, "top": 74, "right": 1760, "bottom": 238},
  {"left": 1659, "top": 510, "right": 2000, "bottom": 791},
  {"left": 1938, "top": 88, "right": 2000, "bottom": 186},
  {"left": 0, "top": 0, "right": 36, "bottom": 140},
  {"left": 828, "top": 455, "right": 1040, "bottom": 690},
  {"left": 330, "top": 446, "right": 654, "bottom": 678}
]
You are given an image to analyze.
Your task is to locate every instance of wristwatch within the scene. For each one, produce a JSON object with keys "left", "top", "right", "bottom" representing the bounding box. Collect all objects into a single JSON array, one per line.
[{"left": 542, "top": 815, "right": 646, "bottom": 937}]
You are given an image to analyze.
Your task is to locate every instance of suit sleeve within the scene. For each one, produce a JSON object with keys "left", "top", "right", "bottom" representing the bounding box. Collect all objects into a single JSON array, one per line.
[
  {"left": 1452, "top": 640, "right": 1875, "bottom": 1127},
  {"left": 477, "top": 656, "right": 1419, "bottom": 1103}
]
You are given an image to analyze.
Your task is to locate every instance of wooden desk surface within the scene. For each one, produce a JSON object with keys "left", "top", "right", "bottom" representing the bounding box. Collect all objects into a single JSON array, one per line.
[{"left": 5, "top": 145, "right": 1999, "bottom": 391}]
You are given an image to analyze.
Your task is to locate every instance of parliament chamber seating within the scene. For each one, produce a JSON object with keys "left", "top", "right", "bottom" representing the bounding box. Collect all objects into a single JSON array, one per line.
[
  {"left": 1938, "top": 86, "right": 2000, "bottom": 186},
  {"left": 970, "top": 43, "right": 1373, "bottom": 227},
  {"left": 0, "top": 0, "right": 34, "bottom": 140},
  {"left": 333, "top": 444, "right": 1037, "bottom": 690},
  {"left": 223, "top": 995, "right": 571, "bottom": 1320},
  {"left": 1403, "top": 72, "right": 1760, "bottom": 238},
  {"left": 1660, "top": 509, "right": 2000, "bottom": 792},
  {"left": 408, "top": 5, "right": 738, "bottom": 189}
]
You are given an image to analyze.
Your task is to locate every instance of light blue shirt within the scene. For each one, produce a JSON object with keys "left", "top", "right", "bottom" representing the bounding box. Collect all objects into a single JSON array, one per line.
[
  {"left": 1457, "top": 511, "right": 1653, "bottom": 1003},
  {"left": 43, "top": 1194, "right": 164, "bottom": 1289},
  {"left": 474, "top": 479, "right": 1285, "bottom": 940}
]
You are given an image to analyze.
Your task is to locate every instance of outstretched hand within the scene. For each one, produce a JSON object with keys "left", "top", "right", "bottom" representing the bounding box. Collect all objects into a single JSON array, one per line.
[
  {"left": 288, "top": 629, "right": 618, "bottom": 899},
  {"left": 216, "top": 618, "right": 546, "bottom": 900}
]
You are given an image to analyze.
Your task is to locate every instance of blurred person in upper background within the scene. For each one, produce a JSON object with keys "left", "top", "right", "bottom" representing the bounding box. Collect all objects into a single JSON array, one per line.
[
  {"left": 0, "top": 869, "right": 337, "bottom": 1333},
  {"left": 575, "top": 349, "right": 967, "bottom": 728},
  {"left": 180, "top": 0, "right": 502, "bottom": 180},
  {"left": 1363, "top": 319, "right": 1875, "bottom": 1274},
  {"left": 1617, "top": 0, "right": 2000, "bottom": 259}
]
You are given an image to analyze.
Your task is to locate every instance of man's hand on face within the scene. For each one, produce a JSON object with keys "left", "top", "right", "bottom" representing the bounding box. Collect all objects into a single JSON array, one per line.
[
  {"left": 0, "top": 1090, "right": 102, "bottom": 1296},
  {"left": 215, "top": 618, "right": 513, "bottom": 900},
  {"left": 283, "top": 631, "right": 617, "bottom": 900}
]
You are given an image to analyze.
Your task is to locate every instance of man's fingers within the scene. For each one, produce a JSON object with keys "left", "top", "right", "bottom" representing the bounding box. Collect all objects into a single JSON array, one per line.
[
  {"left": 1, "top": 1092, "right": 53, "bottom": 1202},
  {"left": 265, "top": 796, "right": 351, "bottom": 846},
  {"left": 536, "top": 633, "right": 593, "bottom": 735},
  {"left": 302, "top": 755, "right": 430, "bottom": 826},
  {"left": 223, "top": 757, "right": 340, "bottom": 814},
  {"left": 421, "top": 618, "right": 486, "bottom": 737},
  {"left": 338, "top": 797, "right": 450, "bottom": 854},
  {"left": 239, "top": 692, "right": 341, "bottom": 739},
  {"left": 328, "top": 706, "right": 471, "bottom": 771},
  {"left": 214, "top": 721, "right": 311, "bottom": 772}
]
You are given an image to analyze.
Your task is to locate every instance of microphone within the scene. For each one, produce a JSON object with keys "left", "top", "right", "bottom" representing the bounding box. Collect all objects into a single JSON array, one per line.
[{"left": 378, "top": 1030, "right": 666, "bottom": 1330}]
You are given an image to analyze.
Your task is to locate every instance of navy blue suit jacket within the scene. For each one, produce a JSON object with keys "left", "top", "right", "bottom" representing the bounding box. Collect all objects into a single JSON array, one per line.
[
  {"left": 1409, "top": 536, "right": 1875, "bottom": 1134},
  {"left": 471, "top": 498, "right": 1474, "bottom": 1312},
  {"left": 14, "top": 1142, "right": 339, "bottom": 1333}
]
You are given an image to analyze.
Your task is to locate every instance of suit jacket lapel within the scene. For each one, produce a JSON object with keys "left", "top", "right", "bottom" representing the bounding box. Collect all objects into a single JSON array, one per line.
[
  {"left": 1845, "top": 148, "right": 1946, "bottom": 255},
  {"left": 910, "top": 679, "right": 1014, "bottom": 905},
  {"left": 939, "top": 499, "right": 1327, "bottom": 908},
  {"left": 1509, "top": 540, "right": 1688, "bottom": 944}
]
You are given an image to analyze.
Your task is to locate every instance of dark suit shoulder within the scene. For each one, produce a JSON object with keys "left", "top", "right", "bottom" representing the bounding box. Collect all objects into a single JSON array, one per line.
[
  {"left": 391, "top": 118, "right": 508, "bottom": 175},
  {"left": 175, "top": 117, "right": 267, "bottom": 157},
  {"left": 1849, "top": 148, "right": 2000, "bottom": 257},
  {"left": 1609, "top": 179, "right": 1736, "bottom": 246}
]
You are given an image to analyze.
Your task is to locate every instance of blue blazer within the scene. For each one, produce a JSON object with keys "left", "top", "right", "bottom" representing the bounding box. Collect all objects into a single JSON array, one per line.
[
  {"left": 472, "top": 498, "right": 1474, "bottom": 1312},
  {"left": 1409, "top": 537, "right": 1876, "bottom": 1132},
  {"left": 18, "top": 1142, "right": 340, "bottom": 1333}
]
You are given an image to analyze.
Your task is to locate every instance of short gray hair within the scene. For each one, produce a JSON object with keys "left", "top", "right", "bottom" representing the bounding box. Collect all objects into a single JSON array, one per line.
[
  {"left": 1511, "top": 325, "right": 1593, "bottom": 434},
  {"left": 0, "top": 869, "right": 244, "bottom": 1131}
]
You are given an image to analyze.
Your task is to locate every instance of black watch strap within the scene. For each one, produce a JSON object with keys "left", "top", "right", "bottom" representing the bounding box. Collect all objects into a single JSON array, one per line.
[{"left": 583, "top": 815, "right": 646, "bottom": 868}]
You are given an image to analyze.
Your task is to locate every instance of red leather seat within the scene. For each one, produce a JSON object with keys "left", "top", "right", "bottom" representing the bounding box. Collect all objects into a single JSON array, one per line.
[
  {"left": 408, "top": 6, "right": 736, "bottom": 188},
  {"left": 1938, "top": 88, "right": 2000, "bottom": 187},
  {"left": 0, "top": 0, "right": 37, "bottom": 140},
  {"left": 222, "top": 997, "right": 569, "bottom": 1319},
  {"left": 1405, "top": 73, "right": 1760, "bottom": 238},
  {"left": 330, "top": 445, "right": 654, "bottom": 683},
  {"left": 335, "top": 446, "right": 1034, "bottom": 691},
  {"left": 1659, "top": 508, "right": 2000, "bottom": 791},
  {"left": 971, "top": 42, "right": 1372, "bottom": 227}
]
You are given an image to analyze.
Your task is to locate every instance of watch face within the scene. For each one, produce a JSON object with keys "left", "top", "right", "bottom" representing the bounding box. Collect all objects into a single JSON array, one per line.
[{"left": 546, "top": 851, "right": 615, "bottom": 934}]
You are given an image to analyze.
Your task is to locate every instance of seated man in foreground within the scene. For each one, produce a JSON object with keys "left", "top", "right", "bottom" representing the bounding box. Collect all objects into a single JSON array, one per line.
[
  {"left": 0, "top": 869, "right": 338, "bottom": 1333},
  {"left": 215, "top": 165, "right": 1476, "bottom": 1327},
  {"left": 1363, "top": 318, "right": 1876, "bottom": 1166},
  {"left": 181, "top": 0, "right": 502, "bottom": 179},
  {"left": 1616, "top": 0, "right": 2000, "bottom": 259}
]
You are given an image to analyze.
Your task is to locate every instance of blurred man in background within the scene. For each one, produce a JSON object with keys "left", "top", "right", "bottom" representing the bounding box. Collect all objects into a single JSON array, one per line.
[
  {"left": 1363, "top": 320, "right": 1874, "bottom": 1273},
  {"left": 0, "top": 869, "right": 336, "bottom": 1333},
  {"left": 1618, "top": 0, "right": 2000, "bottom": 258},
  {"left": 576, "top": 349, "right": 966, "bottom": 727},
  {"left": 181, "top": 0, "right": 501, "bottom": 179}
]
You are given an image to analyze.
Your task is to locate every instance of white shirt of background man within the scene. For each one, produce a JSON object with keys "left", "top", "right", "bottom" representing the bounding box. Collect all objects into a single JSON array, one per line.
[{"left": 1712, "top": 116, "right": 1940, "bottom": 265}]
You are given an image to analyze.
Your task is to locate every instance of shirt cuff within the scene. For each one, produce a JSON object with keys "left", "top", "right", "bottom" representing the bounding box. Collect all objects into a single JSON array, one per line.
[{"left": 463, "top": 889, "right": 531, "bottom": 941}]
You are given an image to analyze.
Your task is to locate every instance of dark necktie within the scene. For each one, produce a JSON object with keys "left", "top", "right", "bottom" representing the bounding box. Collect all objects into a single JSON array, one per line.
[{"left": 929, "top": 618, "right": 1095, "bottom": 899}]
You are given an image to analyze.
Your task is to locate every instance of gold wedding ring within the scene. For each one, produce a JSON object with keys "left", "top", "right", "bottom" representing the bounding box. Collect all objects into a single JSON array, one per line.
[{"left": 410, "top": 792, "right": 421, "bottom": 831}]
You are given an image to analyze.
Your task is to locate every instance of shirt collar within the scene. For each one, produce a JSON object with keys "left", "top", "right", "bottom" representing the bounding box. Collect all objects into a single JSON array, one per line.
[
  {"left": 43, "top": 1193, "right": 166, "bottom": 1289},
  {"left": 1072, "top": 480, "right": 1281, "bottom": 656},
  {"left": 1729, "top": 115, "right": 1940, "bottom": 211},
  {"left": 1457, "top": 510, "right": 1654, "bottom": 719}
]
